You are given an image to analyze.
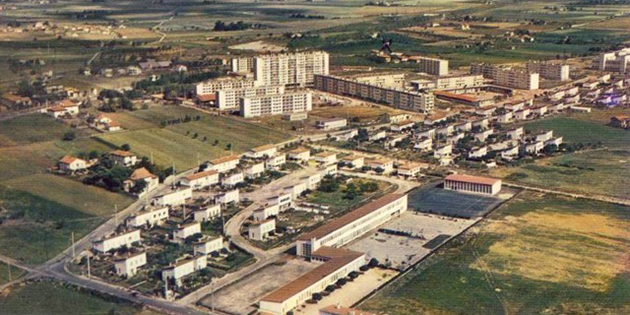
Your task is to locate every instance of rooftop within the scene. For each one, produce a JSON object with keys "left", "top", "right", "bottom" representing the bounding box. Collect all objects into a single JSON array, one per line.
[
  {"left": 250, "top": 144, "right": 276, "bottom": 152},
  {"left": 111, "top": 150, "right": 134, "bottom": 157},
  {"left": 210, "top": 155, "right": 240, "bottom": 165},
  {"left": 445, "top": 174, "right": 500, "bottom": 186},
  {"left": 260, "top": 247, "right": 364, "bottom": 303},
  {"left": 129, "top": 167, "right": 156, "bottom": 180},
  {"left": 185, "top": 169, "right": 219, "bottom": 181},
  {"left": 298, "top": 194, "right": 404, "bottom": 241},
  {"left": 59, "top": 155, "right": 82, "bottom": 164}
]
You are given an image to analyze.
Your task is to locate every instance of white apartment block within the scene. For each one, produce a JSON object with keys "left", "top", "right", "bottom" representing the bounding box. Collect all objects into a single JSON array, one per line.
[
  {"left": 173, "top": 222, "right": 201, "bottom": 242},
  {"left": 315, "top": 75, "right": 434, "bottom": 113},
  {"left": 340, "top": 155, "right": 364, "bottom": 169},
  {"left": 444, "top": 174, "right": 502, "bottom": 196},
  {"left": 193, "top": 236, "right": 224, "bottom": 256},
  {"left": 153, "top": 188, "right": 193, "bottom": 207},
  {"left": 313, "top": 152, "right": 337, "bottom": 165},
  {"left": 93, "top": 230, "right": 141, "bottom": 253},
  {"left": 284, "top": 182, "right": 308, "bottom": 200},
  {"left": 249, "top": 218, "right": 276, "bottom": 241},
  {"left": 471, "top": 63, "right": 539, "bottom": 90},
  {"left": 367, "top": 158, "right": 394, "bottom": 174},
  {"left": 316, "top": 118, "right": 347, "bottom": 130},
  {"left": 240, "top": 92, "right": 312, "bottom": 118},
  {"left": 434, "top": 144, "right": 453, "bottom": 158},
  {"left": 535, "top": 130, "right": 554, "bottom": 142},
  {"left": 271, "top": 192, "right": 293, "bottom": 210},
  {"left": 414, "top": 137, "right": 433, "bottom": 150},
  {"left": 303, "top": 173, "right": 322, "bottom": 190},
  {"left": 266, "top": 154, "right": 286, "bottom": 170},
  {"left": 501, "top": 146, "right": 520, "bottom": 159},
  {"left": 352, "top": 73, "right": 406, "bottom": 89},
  {"left": 507, "top": 127, "right": 524, "bottom": 139},
  {"left": 594, "top": 48, "right": 630, "bottom": 73},
  {"left": 409, "top": 56, "right": 449, "bottom": 76},
  {"left": 114, "top": 252, "right": 147, "bottom": 278},
  {"left": 321, "top": 164, "right": 338, "bottom": 177},
  {"left": 259, "top": 247, "right": 365, "bottom": 315},
  {"left": 253, "top": 204, "right": 281, "bottom": 222},
  {"left": 222, "top": 172, "right": 244, "bottom": 187},
  {"left": 244, "top": 162, "right": 266, "bottom": 178},
  {"left": 247, "top": 51, "right": 330, "bottom": 87},
  {"left": 180, "top": 170, "right": 220, "bottom": 190},
  {"left": 231, "top": 56, "right": 256, "bottom": 73},
  {"left": 195, "top": 78, "right": 256, "bottom": 96},
  {"left": 433, "top": 75, "right": 485, "bottom": 90},
  {"left": 126, "top": 207, "right": 169, "bottom": 228},
  {"left": 525, "top": 141, "right": 545, "bottom": 154},
  {"left": 193, "top": 204, "right": 221, "bottom": 222},
  {"left": 296, "top": 194, "right": 407, "bottom": 257},
  {"left": 162, "top": 255, "right": 207, "bottom": 285},
  {"left": 288, "top": 147, "right": 311, "bottom": 161},
  {"left": 246, "top": 144, "right": 277, "bottom": 159},
  {"left": 216, "top": 85, "right": 285, "bottom": 110},
  {"left": 216, "top": 189, "right": 239, "bottom": 205},
  {"left": 209, "top": 155, "right": 240, "bottom": 173},
  {"left": 468, "top": 146, "right": 488, "bottom": 158},
  {"left": 397, "top": 163, "right": 422, "bottom": 177},
  {"left": 526, "top": 61, "right": 570, "bottom": 81}
]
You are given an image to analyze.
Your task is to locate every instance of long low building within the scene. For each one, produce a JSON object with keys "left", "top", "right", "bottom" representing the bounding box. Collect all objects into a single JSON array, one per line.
[
  {"left": 444, "top": 174, "right": 502, "bottom": 195},
  {"left": 240, "top": 92, "right": 312, "bottom": 118},
  {"left": 259, "top": 247, "right": 365, "bottom": 314},
  {"left": 216, "top": 85, "right": 285, "bottom": 110},
  {"left": 314, "top": 75, "right": 434, "bottom": 113},
  {"left": 296, "top": 193, "right": 408, "bottom": 257}
]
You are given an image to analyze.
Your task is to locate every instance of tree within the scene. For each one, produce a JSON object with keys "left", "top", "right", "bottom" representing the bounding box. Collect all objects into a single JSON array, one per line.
[
  {"left": 121, "top": 144, "right": 131, "bottom": 151},
  {"left": 226, "top": 143, "right": 232, "bottom": 151},
  {"left": 130, "top": 180, "right": 148, "bottom": 195},
  {"left": 63, "top": 131, "right": 76, "bottom": 141},
  {"left": 542, "top": 144, "right": 558, "bottom": 155},
  {"left": 318, "top": 175, "right": 339, "bottom": 193},
  {"left": 89, "top": 150, "right": 99, "bottom": 160}
]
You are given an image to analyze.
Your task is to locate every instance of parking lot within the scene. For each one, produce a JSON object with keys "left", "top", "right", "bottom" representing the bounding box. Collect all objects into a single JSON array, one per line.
[
  {"left": 199, "top": 256, "right": 321, "bottom": 314},
  {"left": 407, "top": 183, "right": 516, "bottom": 219},
  {"left": 347, "top": 211, "right": 476, "bottom": 270}
]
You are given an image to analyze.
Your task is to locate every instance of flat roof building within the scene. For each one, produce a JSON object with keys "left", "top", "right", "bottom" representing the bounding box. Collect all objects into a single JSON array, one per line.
[
  {"left": 216, "top": 85, "right": 285, "bottom": 110},
  {"left": 471, "top": 63, "right": 539, "bottom": 90},
  {"left": 526, "top": 61, "right": 570, "bottom": 81},
  {"left": 444, "top": 174, "right": 502, "bottom": 196},
  {"left": 296, "top": 194, "right": 407, "bottom": 257},
  {"left": 240, "top": 92, "right": 312, "bottom": 118}
]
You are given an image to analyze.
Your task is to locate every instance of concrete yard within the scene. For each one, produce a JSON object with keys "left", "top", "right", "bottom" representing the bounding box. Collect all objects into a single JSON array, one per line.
[
  {"left": 347, "top": 212, "right": 477, "bottom": 270},
  {"left": 199, "top": 257, "right": 322, "bottom": 314},
  {"left": 294, "top": 268, "right": 397, "bottom": 315}
]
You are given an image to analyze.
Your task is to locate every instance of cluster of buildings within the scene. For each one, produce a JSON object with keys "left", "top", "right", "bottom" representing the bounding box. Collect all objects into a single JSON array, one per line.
[
  {"left": 471, "top": 63, "right": 540, "bottom": 90},
  {"left": 594, "top": 48, "right": 630, "bottom": 73},
  {"left": 195, "top": 51, "right": 329, "bottom": 118},
  {"left": 259, "top": 194, "right": 408, "bottom": 314},
  {"left": 371, "top": 51, "right": 449, "bottom": 76}
]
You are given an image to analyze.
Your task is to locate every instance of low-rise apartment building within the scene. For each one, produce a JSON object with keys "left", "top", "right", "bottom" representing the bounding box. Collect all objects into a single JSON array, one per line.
[
  {"left": 193, "top": 236, "right": 224, "bottom": 256},
  {"left": 126, "top": 207, "right": 169, "bottom": 228},
  {"left": 253, "top": 204, "right": 281, "bottom": 221},
  {"left": 209, "top": 155, "right": 240, "bottom": 173},
  {"left": 180, "top": 170, "right": 220, "bottom": 190},
  {"left": 93, "top": 230, "right": 141, "bottom": 253},
  {"left": 153, "top": 188, "right": 193, "bottom": 207},
  {"left": 316, "top": 118, "right": 347, "bottom": 130},
  {"left": 245, "top": 144, "right": 277, "bottom": 159},
  {"left": 173, "top": 222, "right": 201, "bottom": 242},
  {"left": 313, "top": 152, "right": 337, "bottom": 165},
  {"left": 216, "top": 85, "right": 284, "bottom": 110},
  {"left": 249, "top": 218, "right": 276, "bottom": 241},
  {"left": 162, "top": 255, "right": 208, "bottom": 286},
  {"left": 193, "top": 204, "right": 221, "bottom": 222},
  {"left": 215, "top": 189, "right": 239, "bottom": 205},
  {"left": 114, "top": 252, "right": 147, "bottom": 278},
  {"left": 240, "top": 92, "right": 312, "bottom": 118}
]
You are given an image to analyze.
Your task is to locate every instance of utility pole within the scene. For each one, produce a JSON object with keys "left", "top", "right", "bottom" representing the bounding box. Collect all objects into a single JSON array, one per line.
[
  {"left": 71, "top": 232, "right": 76, "bottom": 261},
  {"left": 183, "top": 204, "right": 186, "bottom": 220},
  {"left": 151, "top": 151, "right": 154, "bottom": 164},
  {"left": 171, "top": 161, "right": 175, "bottom": 189},
  {"left": 211, "top": 281, "right": 215, "bottom": 313},
  {"left": 6, "top": 261, "right": 11, "bottom": 282},
  {"left": 114, "top": 204, "right": 119, "bottom": 227},
  {"left": 87, "top": 254, "right": 91, "bottom": 278}
]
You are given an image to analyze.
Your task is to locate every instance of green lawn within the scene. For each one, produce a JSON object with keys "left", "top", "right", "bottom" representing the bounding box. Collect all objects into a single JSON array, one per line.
[
  {"left": 0, "top": 114, "right": 70, "bottom": 147},
  {"left": 97, "top": 110, "right": 291, "bottom": 170},
  {"left": 0, "top": 281, "right": 155, "bottom": 315},
  {"left": 306, "top": 179, "right": 395, "bottom": 213},
  {"left": 523, "top": 117, "right": 630, "bottom": 148},
  {"left": 0, "top": 263, "right": 26, "bottom": 286},
  {"left": 362, "top": 191, "right": 630, "bottom": 315}
]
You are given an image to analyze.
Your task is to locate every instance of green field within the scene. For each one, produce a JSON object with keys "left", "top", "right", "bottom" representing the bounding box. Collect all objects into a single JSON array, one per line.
[
  {"left": 0, "top": 263, "right": 26, "bottom": 286},
  {"left": 0, "top": 281, "right": 156, "bottom": 315},
  {"left": 0, "top": 114, "right": 71, "bottom": 147},
  {"left": 97, "top": 107, "right": 292, "bottom": 170},
  {"left": 362, "top": 191, "right": 630, "bottom": 315},
  {"left": 523, "top": 117, "right": 630, "bottom": 148}
]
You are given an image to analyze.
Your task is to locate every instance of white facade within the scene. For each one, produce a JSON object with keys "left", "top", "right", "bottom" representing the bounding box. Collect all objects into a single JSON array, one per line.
[
  {"left": 216, "top": 189, "right": 240, "bottom": 204},
  {"left": 313, "top": 152, "right": 337, "bottom": 165},
  {"left": 253, "top": 204, "right": 280, "bottom": 221},
  {"left": 153, "top": 188, "right": 193, "bottom": 207},
  {"left": 303, "top": 173, "right": 322, "bottom": 190},
  {"left": 193, "top": 237, "right": 224, "bottom": 255},
  {"left": 249, "top": 219, "right": 276, "bottom": 241},
  {"left": 196, "top": 78, "right": 256, "bottom": 96},
  {"left": 444, "top": 174, "right": 502, "bottom": 195},
  {"left": 250, "top": 51, "right": 330, "bottom": 87},
  {"left": 93, "top": 230, "right": 141, "bottom": 253},
  {"left": 409, "top": 56, "right": 449, "bottom": 76},
  {"left": 216, "top": 85, "right": 284, "bottom": 110},
  {"left": 296, "top": 194, "right": 407, "bottom": 257},
  {"left": 240, "top": 92, "right": 312, "bottom": 118},
  {"left": 288, "top": 147, "right": 311, "bottom": 161},
  {"left": 162, "top": 255, "right": 208, "bottom": 285},
  {"left": 594, "top": 48, "right": 630, "bottom": 73},
  {"left": 222, "top": 172, "right": 244, "bottom": 187},
  {"left": 193, "top": 204, "right": 221, "bottom": 222},
  {"left": 284, "top": 182, "right": 308, "bottom": 199},
  {"left": 180, "top": 170, "right": 220, "bottom": 190},
  {"left": 110, "top": 150, "right": 138, "bottom": 167},
  {"left": 367, "top": 158, "right": 394, "bottom": 173},
  {"left": 471, "top": 63, "right": 539, "bottom": 90},
  {"left": 526, "top": 61, "right": 570, "bottom": 81},
  {"left": 433, "top": 144, "right": 453, "bottom": 158},
  {"left": 525, "top": 141, "right": 545, "bottom": 154},
  {"left": 246, "top": 145, "right": 277, "bottom": 159},
  {"left": 244, "top": 162, "right": 266, "bottom": 178},
  {"left": 173, "top": 222, "right": 201, "bottom": 242},
  {"left": 59, "top": 156, "right": 87, "bottom": 173},
  {"left": 266, "top": 154, "right": 286, "bottom": 170},
  {"left": 209, "top": 155, "right": 240, "bottom": 173},
  {"left": 126, "top": 207, "right": 169, "bottom": 228},
  {"left": 114, "top": 252, "right": 147, "bottom": 278}
]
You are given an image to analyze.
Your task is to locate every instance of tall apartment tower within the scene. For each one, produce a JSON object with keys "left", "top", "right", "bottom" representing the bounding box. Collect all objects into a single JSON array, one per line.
[
  {"left": 594, "top": 48, "right": 630, "bottom": 73},
  {"left": 231, "top": 51, "right": 330, "bottom": 87}
]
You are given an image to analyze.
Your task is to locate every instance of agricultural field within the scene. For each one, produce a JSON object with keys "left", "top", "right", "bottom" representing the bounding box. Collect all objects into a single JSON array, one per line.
[
  {"left": 361, "top": 191, "right": 630, "bottom": 315},
  {"left": 0, "top": 114, "right": 71, "bottom": 147},
  {"left": 97, "top": 106, "right": 292, "bottom": 170},
  {"left": 0, "top": 281, "right": 158, "bottom": 315},
  {"left": 522, "top": 116, "right": 629, "bottom": 148}
]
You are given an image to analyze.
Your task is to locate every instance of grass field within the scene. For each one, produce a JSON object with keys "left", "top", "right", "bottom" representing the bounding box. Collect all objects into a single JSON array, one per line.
[
  {"left": 0, "top": 263, "right": 26, "bottom": 286},
  {"left": 97, "top": 107, "right": 292, "bottom": 170},
  {"left": 523, "top": 117, "right": 630, "bottom": 148},
  {"left": 0, "top": 281, "right": 157, "bottom": 315},
  {"left": 0, "top": 114, "right": 71, "bottom": 147},
  {"left": 491, "top": 149, "right": 630, "bottom": 199},
  {"left": 362, "top": 191, "right": 630, "bottom": 315}
]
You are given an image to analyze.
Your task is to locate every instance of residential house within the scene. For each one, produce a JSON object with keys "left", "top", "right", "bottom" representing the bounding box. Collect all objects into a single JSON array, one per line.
[
  {"left": 473, "top": 129, "right": 494, "bottom": 142},
  {"left": 114, "top": 252, "right": 147, "bottom": 278},
  {"left": 246, "top": 144, "right": 277, "bottom": 159},
  {"left": 58, "top": 155, "right": 87, "bottom": 173},
  {"left": 173, "top": 222, "right": 201, "bottom": 242},
  {"left": 110, "top": 150, "right": 137, "bottom": 167},
  {"left": 180, "top": 170, "right": 220, "bottom": 190},
  {"left": 222, "top": 172, "right": 244, "bottom": 187},
  {"left": 161, "top": 255, "right": 207, "bottom": 286},
  {"left": 340, "top": 156, "right": 364, "bottom": 169},
  {"left": 434, "top": 144, "right": 453, "bottom": 158},
  {"left": 126, "top": 207, "right": 169, "bottom": 228},
  {"left": 367, "top": 158, "right": 394, "bottom": 174},
  {"left": 266, "top": 154, "right": 286, "bottom": 170},
  {"left": 397, "top": 163, "right": 422, "bottom": 177},
  {"left": 193, "top": 204, "right": 221, "bottom": 222},
  {"left": 209, "top": 155, "right": 240, "bottom": 173},
  {"left": 525, "top": 141, "right": 544, "bottom": 154},
  {"left": 468, "top": 146, "right": 488, "bottom": 158},
  {"left": 288, "top": 147, "right": 310, "bottom": 162},
  {"left": 93, "top": 230, "right": 141, "bottom": 253},
  {"left": 193, "top": 236, "right": 224, "bottom": 256},
  {"left": 253, "top": 204, "right": 281, "bottom": 221},
  {"left": 244, "top": 162, "right": 265, "bottom": 179},
  {"left": 248, "top": 219, "right": 276, "bottom": 241},
  {"left": 313, "top": 152, "right": 337, "bottom": 165},
  {"left": 153, "top": 188, "right": 193, "bottom": 207},
  {"left": 125, "top": 167, "right": 159, "bottom": 196},
  {"left": 414, "top": 137, "right": 433, "bottom": 150},
  {"left": 215, "top": 189, "right": 239, "bottom": 205}
]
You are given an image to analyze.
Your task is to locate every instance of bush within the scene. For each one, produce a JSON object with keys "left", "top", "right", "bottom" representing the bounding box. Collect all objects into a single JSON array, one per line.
[
  {"left": 368, "top": 258, "right": 380, "bottom": 268},
  {"left": 62, "top": 131, "right": 76, "bottom": 141},
  {"left": 360, "top": 265, "right": 369, "bottom": 272},
  {"left": 312, "top": 293, "right": 322, "bottom": 301}
]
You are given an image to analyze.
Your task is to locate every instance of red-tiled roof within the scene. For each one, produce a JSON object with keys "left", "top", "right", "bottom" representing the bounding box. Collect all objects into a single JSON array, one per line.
[
  {"left": 129, "top": 167, "right": 155, "bottom": 180},
  {"left": 261, "top": 247, "right": 364, "bottom": 303},
  {"left": 184, "top": 169, "right": 219, "bottom": 181},
  {"left": 59, "top": 155, "right": 82, "bottom": 164},
  {"left": 111, "top": 150, "right": 134, "bottom": 157},
  {"left": 210, "top": 155, "right": 239, "bottom": 165},
  {"left": 445, "top": 174, "right": 500, "bottom": 185},
  {"left": 196, "top": 94, "right": 216, "bottom": 102},
  {"left": 298, "top": 194, "right": 404, "bottom": 241}
]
